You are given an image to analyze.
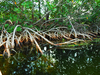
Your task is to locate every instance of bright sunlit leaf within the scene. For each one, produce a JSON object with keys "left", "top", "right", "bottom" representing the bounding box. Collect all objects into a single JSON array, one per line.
[
  {"left": 81, "top": 22, "right": 85, "bottom": 24},
  {"left": 62, "top": 38, "right": 65, "bottom": 41}
]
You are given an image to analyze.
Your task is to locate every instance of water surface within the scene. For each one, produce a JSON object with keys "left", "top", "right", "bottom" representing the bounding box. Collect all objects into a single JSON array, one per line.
[{"left": 0, "top": 41, "right": 100, "bottom": 75}]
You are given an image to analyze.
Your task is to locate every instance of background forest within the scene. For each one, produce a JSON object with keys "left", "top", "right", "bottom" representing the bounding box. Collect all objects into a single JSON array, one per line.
[{"left": 0, "top": 0, "right": 100, "bottom": 33}]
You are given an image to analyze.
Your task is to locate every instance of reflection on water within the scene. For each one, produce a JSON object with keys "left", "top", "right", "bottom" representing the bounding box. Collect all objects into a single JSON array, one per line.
[{"left": 0, "top": 42, "right": 100, "bottom": 75}]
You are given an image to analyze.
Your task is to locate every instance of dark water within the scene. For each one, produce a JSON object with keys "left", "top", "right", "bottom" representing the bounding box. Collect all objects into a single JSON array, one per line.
[{"left": 0, "top": 41, "right": 100, "bottom": 75}]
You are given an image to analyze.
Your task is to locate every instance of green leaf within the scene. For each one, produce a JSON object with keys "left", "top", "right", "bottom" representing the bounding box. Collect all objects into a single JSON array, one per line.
[
  {"left": 17, "top": 27, "right": 22, "bottom": 31},
  {"left": 5, "top": 24, "right": 9, "bottom": 28},
  {"left": 29, "top": 25, "right": 33, "bottom": 28},
  {"left": 23, "top": 24, "right": 28, "bottom": 27},
  {"left": 7, "top": 26, "right": 15, "bottom": 33},
  {"left": 68, "top": 25, "right": 72, "bottom": 29},
  {"left": 53, "top": 8, "right": 57, "bottom": 12},
  {"left": 0, "top": 27, "right": 2, "bottom": 30},
  {"left": 26, "top": 5, "right": 31, "bottom": 9},
  {"left": 21, "top": 2, "right": 27, "bottom": 6},
  {"left": 35, "top": 0, "right": 38, "bottom": 2},
  {"left": 67, "top": 0, "right": 70, "bottom": 2},
  {"left": 62, "top": 38, "right": 65, "bottom": 41},
  {"left": 47, "top": 2, "right": 50, "bottom": 5},
  {"left": 81, "top": 22, "right": 85, "bottom": 24},
  {"left": 14, "top": 8, "right": 21, "bottom": 13}
]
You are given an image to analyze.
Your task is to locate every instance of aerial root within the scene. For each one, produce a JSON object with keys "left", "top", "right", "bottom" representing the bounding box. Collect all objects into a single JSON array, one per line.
[{"left": 0, "top": 25, "right": 95, "bottom": 58}]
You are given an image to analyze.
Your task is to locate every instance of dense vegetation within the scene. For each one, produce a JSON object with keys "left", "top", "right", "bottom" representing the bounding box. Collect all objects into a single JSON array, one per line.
[{"left": 0, "top": 0, "right": 100, "bottom": 32}]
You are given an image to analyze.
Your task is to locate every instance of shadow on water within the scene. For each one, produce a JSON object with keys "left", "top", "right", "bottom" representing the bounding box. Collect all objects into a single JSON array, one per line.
[{"left": 0, "top": 41, "right": 100, "bottom": 75}]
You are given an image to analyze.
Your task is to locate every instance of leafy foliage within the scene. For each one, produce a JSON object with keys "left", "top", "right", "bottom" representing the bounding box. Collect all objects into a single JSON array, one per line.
[{"left": 0, "top": 0, "right": 100, "bottom": 32}]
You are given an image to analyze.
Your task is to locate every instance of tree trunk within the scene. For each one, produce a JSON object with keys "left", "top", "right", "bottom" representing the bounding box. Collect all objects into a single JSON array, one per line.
[
  {"left": 38, "top": 0, "right": 41, "bottom": 19},
  {"left": 46, "top": 8, "right": 49, "bottom": 21},
  {"left": 32, "top": 0, "right": 34, "bottom": 20},
  {"left": 59, "top": 0, "right": 63, "bottom": 23}
]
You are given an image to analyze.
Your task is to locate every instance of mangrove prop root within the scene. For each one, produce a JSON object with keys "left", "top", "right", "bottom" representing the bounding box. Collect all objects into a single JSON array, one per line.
[{"left": 0, "top": 25, "right": 94, "bottom": 58}]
